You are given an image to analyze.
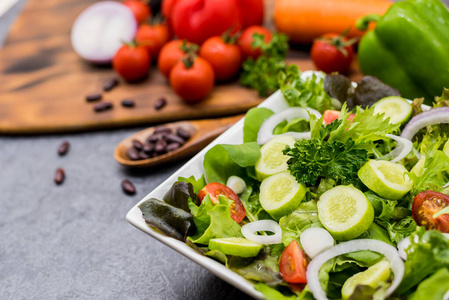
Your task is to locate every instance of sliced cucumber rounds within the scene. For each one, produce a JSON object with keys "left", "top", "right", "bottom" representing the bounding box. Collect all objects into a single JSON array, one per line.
[
  {"left": 444, "top": 140, "right": 449, "bottom": 158},
  {"left": 318, "top": 185, "right": 374, "bottom": 241},
  {"left": 208, "top": 237, "right": 263, "bottom": 257},
  {"left": 373, "top": 96, "right": 412, "bottom": 125},
  {"left": 358, "top": 160, "right": 413, "bottom": 200},
  {"left": 341, "top": 260, "right": 391, "bottom": 299},
  {"left": 255, "top": 136, "right": 296, "bottom": 182},
  {"left": 259, "top": 171, "right": 306, "bottom": 220}
]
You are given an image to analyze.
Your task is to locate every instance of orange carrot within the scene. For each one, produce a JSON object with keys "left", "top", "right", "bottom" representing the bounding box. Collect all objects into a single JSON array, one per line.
[{"left": 274, "top": 0, "right": 392, "bottom": 44}]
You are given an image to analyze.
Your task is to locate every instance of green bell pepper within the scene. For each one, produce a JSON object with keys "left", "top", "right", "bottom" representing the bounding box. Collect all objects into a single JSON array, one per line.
[{"left": 357, "top": 0, "right": 449, "bottom": 104}]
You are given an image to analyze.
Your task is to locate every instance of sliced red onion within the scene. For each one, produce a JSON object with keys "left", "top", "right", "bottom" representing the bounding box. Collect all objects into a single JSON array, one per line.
[
  {"left": 307, "top": 239, "right": 404, "bottom": 300},
  {"left": 377, "top": 134, "right": 413, "bottom": 163},
  {"left": 444, "top": 289, "right": 449, "bottom": 300},
  {"left": 401, "top": 107, "right": 449, "bottom": 140},
  {"left": 71, "top": 1, "right": 137, "bottom": 63},
  {"left": 257, "top": 107, "right": 322, "bottom": 145},
  {"left": 241, "top": 220, "right": 282, "bottom": 245},
  {"left": 300, "top": 227, "right": 335, "bottom": 258}
]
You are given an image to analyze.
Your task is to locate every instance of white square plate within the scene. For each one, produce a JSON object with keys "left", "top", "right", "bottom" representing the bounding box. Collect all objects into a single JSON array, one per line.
[{"left": 126, "top": 90, "right": 291, "bottom": 299}]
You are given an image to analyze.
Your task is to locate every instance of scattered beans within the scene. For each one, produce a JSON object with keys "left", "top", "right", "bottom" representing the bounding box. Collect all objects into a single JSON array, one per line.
[
  {"left": 132, "top": 139, "right": 144, "bottom": 151},
  {"left": 54, "top": 168, "right": 65, "bottom": 185},
  {"left": 126, "top": 125, "right": 192, "bottom": 161},
  {"left": 126, "top": 147, "right": 140, "bottom": 160},
  {"left": 121, "top": 179, "right": 136, "bottom": 195},
  {"left": 93, "top": 102, "right": 113, "bottom": 112},
  {"left": 154, "top": 97, "right": 167, "bottom": 110},
  {"left": 103, "top": 78, "right": 119, "bottom": 91},
  {"left": 176, "top": 127, "right": 191, "bottom": 140},
  {"left": 85, "top": 93, "right": 102, "bottom": 102},
  {"left": 58, "top": 141, "right": 70, "bottom": 156},
  {"left": 121, "top": 99, "right": 135, "bottom": 107}
]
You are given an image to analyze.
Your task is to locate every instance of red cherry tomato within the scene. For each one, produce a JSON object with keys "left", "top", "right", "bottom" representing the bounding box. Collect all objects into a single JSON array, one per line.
[
  {"left": 113, "top": 44, "right": 150, "bottom": 82},
  {"left": 198, "top": 182, "right": 246, "bottom": 223},
  {"left": 200, "top": 36, "right": 241, "bottom": 81},
  {"left": 169, "top": 56, "right": 214, "bottom": 103},
  {"left": 135, "top": 22, "right": 170, "bottom": 60},
  {"left": 122, "top": 0, "right": 151, "bottom": 24},
  {"left": 158, "top": 40, "right": 198, "bottom": 78},
  {"left": 412, "top": 191, "right": 449, "bottom": 233},
  {"left": 311, "top": 33, "right": 355, "bottom": 74},
  {"left": 323, "top": 110, "right": 355, "bottom": 125},
  {"left": 238, "top": 26, "right": 272, "bottom": 60},
  {"left": 279, "top": 240, "right": 308, "bottom": 283}
]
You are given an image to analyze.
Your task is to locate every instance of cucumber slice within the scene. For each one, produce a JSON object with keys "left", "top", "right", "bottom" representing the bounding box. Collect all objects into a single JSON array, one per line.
[
  {"left": 208, "top": 237, "right": 262, "bottom": 257},
  {"left": 318, "top": 185, "right": 374, "bottom": 241},
  {"left": 341, "top": 260, "right": 391, "bottom": 299},
  {"left": 358, "top": 160, "right": 413, "bottom": 200},
  {"left": 373, "top": 96, "right": 412, "bottom": 125},
  {"left": 255, "top": 136, "right": 296, "bottom": 182},
  {"left": 259, "top": 171, "right": 306, "bottom": 220}
]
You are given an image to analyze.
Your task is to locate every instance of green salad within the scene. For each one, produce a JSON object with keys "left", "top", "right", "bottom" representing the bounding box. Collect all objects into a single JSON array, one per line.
[{"left": 138, "top": 66, "right": 449, "bottom": 300}]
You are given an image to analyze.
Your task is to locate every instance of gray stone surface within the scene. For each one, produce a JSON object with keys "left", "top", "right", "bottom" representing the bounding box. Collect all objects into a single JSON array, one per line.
[{"left": 0, "top": 2, "right": 251, "bottom": 299}]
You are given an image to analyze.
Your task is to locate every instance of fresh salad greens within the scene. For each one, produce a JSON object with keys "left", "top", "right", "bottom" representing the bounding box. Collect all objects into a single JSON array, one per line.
[{"left": 138, "top": 70, "right": 449, "bottom": 300}]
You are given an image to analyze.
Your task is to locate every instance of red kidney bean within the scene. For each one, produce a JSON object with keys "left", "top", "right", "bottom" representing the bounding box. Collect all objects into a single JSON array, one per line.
[
  {"left": 58, "top": 141, "right": 70, "bottom": 156},
  {"left": 176, "top": 127, "right": 191, "bottom": 140},
  {"left": 154, "top": 126, "right": 172, "bottom": 134},
  {"left": 126, "top": 147, "right": 140, "bottom": 160},
  {"left": 166, "top": 134, "right": 185, "bottom": 145},
  {"left": 154, "top": 97, "right": 167, "bottom": 110},
  {"left": 132, "top": 139, "right": 144, "bottom": 151},
  {"left": 155, "top": 139, "right": 167, "bottom": 154},
  {"left": 85, "top": 93, "right": 102, "bottom": 102},
  {"left": 54, "top": 168, "right": 65, "bottom": 185},
  {"left": 139, "top": 151, "right": 150, "bottom": 160},
  {"left": 166, "top": 143, "right": 181, "bottom": 152},
  {"left": 143, "top": 143, "right": 155, "bottom": 154},
  {"left": 121, "top": 179, "right": 136, "bottom": 195},
  {"left": 93, "top": 102, "right": 113, "bottom": 112},
  {"left": 121, "top": 99, "right": 135, "bottom": 107},
  {"left": 103, "top": 78, "right": 119, "bottom": 91}
]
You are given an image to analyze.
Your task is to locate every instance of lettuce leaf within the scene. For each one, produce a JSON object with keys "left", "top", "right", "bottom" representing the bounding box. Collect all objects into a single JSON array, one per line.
[
  {"left": 254, "top": 283, "right": 298, "bottom": 300},
  {"left": 279, "top": 201, "right": 323, "bottom": 246},
  {"left": 177, "top": 175, "right": 206, "bottom": 194},
  {"left": 203, "top": 142, "right": 261, "bottom": 184},
  {"left": 243, "top": 107, "right": 274, "bottom": 143},
  {"left": 407, "top": 268, "right": 449, "bottom": 300},
  {"left": 396, "top": 227, "right": 449, "bottom": 295},
  {"left": 188, "top": 195, "right": 243, "bottom": 245}
]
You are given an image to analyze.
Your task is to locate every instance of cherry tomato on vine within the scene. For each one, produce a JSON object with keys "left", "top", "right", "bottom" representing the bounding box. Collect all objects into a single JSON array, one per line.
[
  {"left": 310, "top": 33, "right": 356, "bottom": 74},
  {"left": 169, "top": 55, "right": 214, "bottom": 103},
  {"left": 412, "top": 190, "right": 449, "bottom": 233},
  {"left": 198, "top": 182, "right": 246, "bottom": 223},
  {"left": 113, "top": 44, "right": 150, "bottom": 82},
  {"left": 135, "top": 21, "right": 170, "bottom": 60},
  {"left": 122, "top": 0, "right": 151, "bottom": 24},
  {"left": 238, "top": 26, "right": 272, "bottom": 60},
  {"left": 279, "top": 240, "right": 308, "bottom": 283},
  {"left": 158, "top": 40, "right": 198, "bottom": 78},
  {"left": 200, "top": 36, "right": 241, "bottom": 81}
]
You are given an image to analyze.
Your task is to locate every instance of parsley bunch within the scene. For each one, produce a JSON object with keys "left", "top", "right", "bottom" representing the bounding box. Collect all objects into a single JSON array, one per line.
[{"left": 240, "top": 33, "right": 289, "bottom": 97}]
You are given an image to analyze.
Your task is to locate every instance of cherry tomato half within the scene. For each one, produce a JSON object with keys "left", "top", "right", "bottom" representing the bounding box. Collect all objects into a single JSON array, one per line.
[
  {"left": 412, "top": 190, "right": 449, "bottom": 233},
  {"left": 310, "top": 33, "right": 355, "bottom": 74},
  {"left": 238, "top": 26, "right": 272, "bottom": 60},
  {"left": 198, "top": 182, "right": 246, "bottom": 223},
  {"left": 279, "top": 240, "right": 308, "bottom": 283}
]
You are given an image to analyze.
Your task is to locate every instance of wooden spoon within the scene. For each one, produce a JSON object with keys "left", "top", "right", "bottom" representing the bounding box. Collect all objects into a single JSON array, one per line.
[{"left": 115, "top": 115, "right": 243, "bottom": 168}]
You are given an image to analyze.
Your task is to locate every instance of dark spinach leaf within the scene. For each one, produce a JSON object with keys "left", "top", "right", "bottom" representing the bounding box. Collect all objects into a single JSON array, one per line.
[{"left": 163, "top": 181, "right": 195, "bottom": 212}]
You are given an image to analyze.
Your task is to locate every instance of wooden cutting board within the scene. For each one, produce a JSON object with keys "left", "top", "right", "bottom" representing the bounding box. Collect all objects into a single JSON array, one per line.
[{"left": 0, "top": 0, "right": 361, "bottom": 135}]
